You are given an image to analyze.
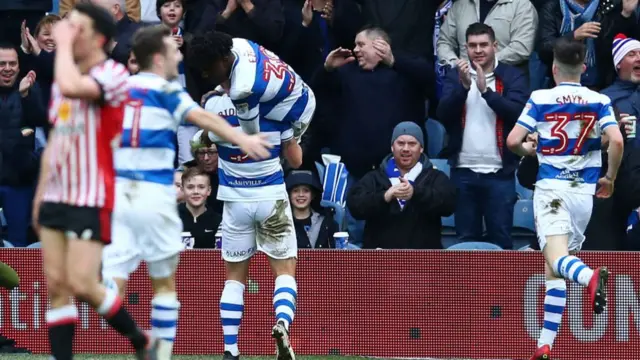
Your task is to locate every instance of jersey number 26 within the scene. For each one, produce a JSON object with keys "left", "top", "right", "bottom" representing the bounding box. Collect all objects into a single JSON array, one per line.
[{"left": 260, "top": 46, "right": 295, "bottom": 92}]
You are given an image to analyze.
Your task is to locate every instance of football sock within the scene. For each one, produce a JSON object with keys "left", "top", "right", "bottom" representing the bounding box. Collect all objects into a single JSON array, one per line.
[
  {"left": 151, "top": 292, "right": 180, "bottom": 358},
  {"left": 538, "top": 279, "right": 567, "bottom": 349},
  {"left": 273, "top": 275, "right": 297, "bottom": 331},
  {"left": 46, "top": 304, "right": 78, "bottom": 360},
  {"left": 96, "top": 284, "right": 147, "bottom": 350},
  {"left": 220, "top": 280, "right": 245, "bottom": 356},
  {"left": 553, "top": 255, "right": 594, "bottom": 286}
]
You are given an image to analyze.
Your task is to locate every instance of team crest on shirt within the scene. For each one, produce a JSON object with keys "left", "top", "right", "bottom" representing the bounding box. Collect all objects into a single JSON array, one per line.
[
  {"left": 229, "top": 153, "right": 250, "bottom": 163},
  {"left": 58, "top": 100, "right": 72, "bottom": 123}
]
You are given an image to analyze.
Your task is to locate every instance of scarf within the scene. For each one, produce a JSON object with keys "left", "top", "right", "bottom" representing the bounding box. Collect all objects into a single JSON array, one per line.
[
  {"left": 461, "top": 71, "right": 505, "bottom": 156},
  {"left": 386, "top": 158, "right": 423, "bottom": 210},
  {"left": 560, "top": 0, "right": 599, "bottom": 67},
  {"left": 434, "top": 0, "right": 453, "bottom": 99}
]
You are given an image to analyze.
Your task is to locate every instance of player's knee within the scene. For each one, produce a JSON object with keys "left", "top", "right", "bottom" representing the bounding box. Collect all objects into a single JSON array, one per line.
[
  {"left": 66, "top": 271, "right": 97, "bottom": 300},
  {"left": 150, "top": 276, "right": 175, "bottom": 294}
]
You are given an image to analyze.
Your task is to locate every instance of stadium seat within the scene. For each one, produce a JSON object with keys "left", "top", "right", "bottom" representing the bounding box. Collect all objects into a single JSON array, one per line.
[
  {"left": 446, "top": 241, "right": 503, "bottom": 250},
  {"left": 321, "top": 200, "right": 346, "bottom": 231},
  {"left": 425, "top": 118, "right": 446, "bottom": 158},
  {"left": 431, "top": 159, "right": 450, "bottom": 177},
  {"left": 441, "top": 214, "right": 456, "bottom": 248},
  {"left": 513, "top": 200, "right": 535, "bottom": 232},
  {"left": 3, "top": 240, "right": 14, "bottom": 248},
  {"left": 515, "top": 172, "right": 533, "bottom": 199},
  {"left": 0, "top": 209, "right": 6, "bottom": 227},
  {"left": 27, "top": 242, "right": 41, "bottom": 248}
]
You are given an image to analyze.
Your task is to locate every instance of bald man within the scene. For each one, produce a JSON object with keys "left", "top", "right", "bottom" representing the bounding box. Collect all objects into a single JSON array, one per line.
[{"left": 60, "top": 0, "right": 141, "bottom": 22}]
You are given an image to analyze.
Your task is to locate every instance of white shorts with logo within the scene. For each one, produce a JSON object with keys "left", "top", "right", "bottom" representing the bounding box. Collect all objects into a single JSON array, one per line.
[
  {"left": 102, "top": 179, "right": 183, "bottom": 280},
  {"left": 534, "top": 188, "right": 593, "bottom": 252},
  {"left": 221, "top": 199, "right": 297, "bottom": 262}
]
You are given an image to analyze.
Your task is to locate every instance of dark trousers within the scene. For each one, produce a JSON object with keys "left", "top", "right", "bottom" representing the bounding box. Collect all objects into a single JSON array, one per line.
[
  {"left": 451, "top": 168, "right": 517, "bottom": 249},
  {"left": 0, "top": 186, "right": 33, "bottom": 247}
]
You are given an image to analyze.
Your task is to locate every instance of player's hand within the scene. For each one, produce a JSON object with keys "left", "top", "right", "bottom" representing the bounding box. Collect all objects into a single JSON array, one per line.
[
  {"left": 574, "top": 22, "right": 601, "bottom": 40},
  {"left": 596, "top": 176, "right": 614, "bottom": 198},
  {"left": 395, "top": 177, "right": 414, "bottom": 200},
  {"left": 474, "top": 62, "right": 487, "bottom": 93},
  {"left": 239, "top": 133, "right": 273, "bottom": 160},
  {"left": 324, "top": 47, "right": 355, "bottom": 71},
  {"left": 456, "top": 60, "right": 472, "bottom": 89},
  {"left": 301, "top": 0, "right": 313, "bottom": 27},
  {"left": 19, "top": 71, "right": 36, "bottom": 97},
  {"left": 373, "top": 39, "right": 394, "bottom": 67},
  {"left": 52, "top": 19, "right": 79, "bottom": 48},
  {"left": 522, "top": 140, "right": 537, "bottom": 156},
  {"left": 200, "top": 89, "right": 225, "bottom": 106}
]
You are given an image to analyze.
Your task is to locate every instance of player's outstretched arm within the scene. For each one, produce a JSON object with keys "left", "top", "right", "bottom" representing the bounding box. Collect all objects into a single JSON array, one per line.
[
  {"left": 282, "top": 138, "right": 302, "bottom": 169},
  {"left": 186, "top": 107, "right": 272, "bottom": 160},
  {"left": 604, "top": 124, "right": 624, "bottom": 181},
  {"left": 52, "top": 20, "right": 104, "bottom": 100}
]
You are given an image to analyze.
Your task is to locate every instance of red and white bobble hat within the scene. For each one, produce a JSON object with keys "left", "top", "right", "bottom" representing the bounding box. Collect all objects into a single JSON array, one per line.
[{"left": 612, "top": 33, "right": 640, "bottom": 70}]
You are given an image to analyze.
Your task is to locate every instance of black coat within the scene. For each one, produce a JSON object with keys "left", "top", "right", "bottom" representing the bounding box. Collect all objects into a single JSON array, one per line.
[
  {"left": 178, "top": 203, "right": 222, "bottom": 249},
  {"left": 347, "top": 154, "right": 457, "bottom": 249},
  {"left": 536, "top": 0, "right": 639, "bottom": 89},
  {"left": 294, "top": 210, "right": 339, "bottom": 249}
]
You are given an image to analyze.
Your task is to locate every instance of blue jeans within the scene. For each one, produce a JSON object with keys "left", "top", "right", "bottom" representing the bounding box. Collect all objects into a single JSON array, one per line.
[
  {"left": 345, "top": 173, "right": 364, "bottom": 249},
  {"left": 451, "top": 168, "right": 517, "bottom": 249},
  {"left": 0, "top": 186, "right": 33, "bottom": 247}
]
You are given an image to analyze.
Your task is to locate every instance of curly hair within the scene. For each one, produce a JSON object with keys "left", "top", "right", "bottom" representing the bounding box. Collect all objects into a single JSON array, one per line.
[{"left": 187, "top": 31, "right": 233, "bottom": 71}]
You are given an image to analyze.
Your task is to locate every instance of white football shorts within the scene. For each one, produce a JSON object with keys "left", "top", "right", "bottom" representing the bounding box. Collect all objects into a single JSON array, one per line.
[
  {"left": 534, "top": 188, "right": 593, "bottom": 252},
  {"left": 221, "top": 199, "right": 298, "bottom": 262},
  {"left": 102, "top": 179, "right": 183, "bottom": 280}
]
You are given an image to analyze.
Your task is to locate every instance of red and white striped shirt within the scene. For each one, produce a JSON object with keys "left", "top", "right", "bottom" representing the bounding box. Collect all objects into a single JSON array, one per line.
[{"left": 44, "top": 59, "right": 129, "bottom": 210}]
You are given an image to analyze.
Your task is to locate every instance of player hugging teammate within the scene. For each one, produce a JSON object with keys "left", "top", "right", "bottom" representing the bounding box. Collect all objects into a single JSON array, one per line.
[{"left": 507, "top": 37, "right": 624, "bottom": 360}]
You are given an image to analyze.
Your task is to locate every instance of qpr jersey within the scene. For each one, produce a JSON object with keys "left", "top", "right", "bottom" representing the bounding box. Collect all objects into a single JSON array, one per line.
[
  {"left": 204, "top": 91, "right": 290, "bottom": 202},
  {"left": 516, "top": 82, "right": 618, "bottom": 195}
]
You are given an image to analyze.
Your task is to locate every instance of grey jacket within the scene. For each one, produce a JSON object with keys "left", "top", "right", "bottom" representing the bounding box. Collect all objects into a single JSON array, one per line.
[{"left": 436, "top": 0, "right": 538, "bottom": 67}]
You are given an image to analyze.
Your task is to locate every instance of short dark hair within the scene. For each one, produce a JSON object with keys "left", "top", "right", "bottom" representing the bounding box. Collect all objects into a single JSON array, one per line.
[
  {"left": 182, "top": 166, "right": 210, "bottom": 185},
  {"left": 359, "top": 25, "right": 392, "bottom": 45},
  {"left": 156, "top": 0, "right": 184, "bottom": 19},
  {"left": 0, "top": 42, "right": 18, "bottom": 53},
  {"left": 553, "top": 37, "right": 586, "bottom": 66},
  {"left": 74, "top": 3, "right": 117, "bottom": 46},
  {"left": 131, "top": 25, "right": 172, "bottom": 71},
  {"left": 465, "top": 23, "right": 496, "bottom": 42},
  {"left": 187, "top": 31, "right": 233, "bottom": 71}
]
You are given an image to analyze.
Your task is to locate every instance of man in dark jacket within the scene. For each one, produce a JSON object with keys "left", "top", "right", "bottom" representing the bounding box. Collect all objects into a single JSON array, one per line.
[
  {"left": 0, "top": 44, "right": 46, "bottom": 247},
  {"left": 536, "top": 0, "right": 639, "bottom": 90},
  {"left": 436, "top": 23, "right": 529, "bottom": 249},
  {"left": 101, "top": 0, "right": 143, "bottom": 65},
  {"left": 347, "top": 122, "right": 457, "bottom": 249}
]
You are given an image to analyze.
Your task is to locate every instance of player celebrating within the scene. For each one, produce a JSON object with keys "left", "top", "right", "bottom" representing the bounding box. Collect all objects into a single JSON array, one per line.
[
  {"left": 506, "top": 37, "right": 624, "bottom": 360},
  {"left": 100, "top": 25, "right": 273, "bottom": 360},
  {"left": 32, "top": 4, "right": 153, "bottom": 360},
  {"left": 191, "top": 86, "right": 302, "bottom": 360},
  {"left": 187, "top": 31, "right": 315, "bottom": 142}
]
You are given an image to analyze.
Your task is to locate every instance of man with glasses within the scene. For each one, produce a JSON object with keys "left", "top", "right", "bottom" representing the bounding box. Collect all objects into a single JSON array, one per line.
[{"left": 184, "top": 131, "right": 223, "bottom": 214}]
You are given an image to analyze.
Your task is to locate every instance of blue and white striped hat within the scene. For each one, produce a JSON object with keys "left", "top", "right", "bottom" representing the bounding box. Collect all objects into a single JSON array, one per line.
[{"left": 613, "top": 33, "right": 640, "bottom": 70}]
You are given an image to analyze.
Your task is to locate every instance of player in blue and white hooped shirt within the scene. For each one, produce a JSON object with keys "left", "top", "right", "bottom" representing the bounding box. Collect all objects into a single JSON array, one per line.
[
  {"left": 507, "top": 38, "right": 624, "bottom": 360},
  {"left": 100, "top": 25, "right": 272, "bottom": 360},
  {"left": 188, "top": 31, "right": 315, "bottom": 143},
  {"left": 190, "top": 87, "right": 302, "bottom": 360},
  {"left": 188, "top": 31, "right": 312, "bottom": 360}
]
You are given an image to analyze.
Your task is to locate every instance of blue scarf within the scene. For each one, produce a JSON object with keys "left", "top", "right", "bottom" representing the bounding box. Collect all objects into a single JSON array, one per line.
[
  {"left": 385, "top": 158, "right": 423, "bottom": 210},
  {"left": 560, "top": 0, "right": 599, "bottom": 68}
]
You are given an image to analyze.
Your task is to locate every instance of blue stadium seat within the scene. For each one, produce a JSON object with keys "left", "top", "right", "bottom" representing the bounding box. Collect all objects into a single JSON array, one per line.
[
  {"left": 3, "top": 240, "right": 14, "bottom": 248},
  {"left": 425, "top": 118, "right": 446, "bottom": 158},
  {"left": 446, "top": 242, "right": 503, "bottom": 250},
  {"left": 27, "top": 242, "right": 41, "bottom": 248},
  {"left": 515, "top": 171, "right": 533, "bottom": 199},
  {"left": 431, "top": 159, "right": 450, "bottom": 177},
  {"left": 321, "top": 200, "right": 346, "bottom": 231},
  {"left": 0, "top": 209, "right": 6, "bottom": 227},
  {"left": 513, "top": 200, "right": 535, "bottom": 232},
  {"left": 441, "top": 214, "right": 456, "bottom": 248}
]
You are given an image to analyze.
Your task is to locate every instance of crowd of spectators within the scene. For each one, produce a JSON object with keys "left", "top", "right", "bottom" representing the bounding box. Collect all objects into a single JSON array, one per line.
[{"left": 1, "top": 0, "right": 640, "bottom": 253}]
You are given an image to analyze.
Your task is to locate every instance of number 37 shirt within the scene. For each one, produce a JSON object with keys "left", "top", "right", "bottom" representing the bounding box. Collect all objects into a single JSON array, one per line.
[
  {"left": 228, "top": 38, "right": 315, "bottom": 135},
  {"left": 516, "top": 82, "right": 618, "bottom": 195}
]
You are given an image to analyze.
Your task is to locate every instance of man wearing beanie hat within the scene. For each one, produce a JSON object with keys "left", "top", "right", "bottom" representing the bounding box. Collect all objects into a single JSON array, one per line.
[
  {"left": 347, "top": 121, "right": 457, "bottom": 249},
  {"left": 603, "top": 33, "right": 640, "bottom": 145}
]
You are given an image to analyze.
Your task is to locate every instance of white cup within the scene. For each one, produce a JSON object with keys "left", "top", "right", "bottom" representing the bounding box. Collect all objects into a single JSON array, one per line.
[
  {"left": 623, "top": 115, "right": 637, "bottom": 139},
  {"left": 333, "top": 232, "right": 349, "bottom": 249}
]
